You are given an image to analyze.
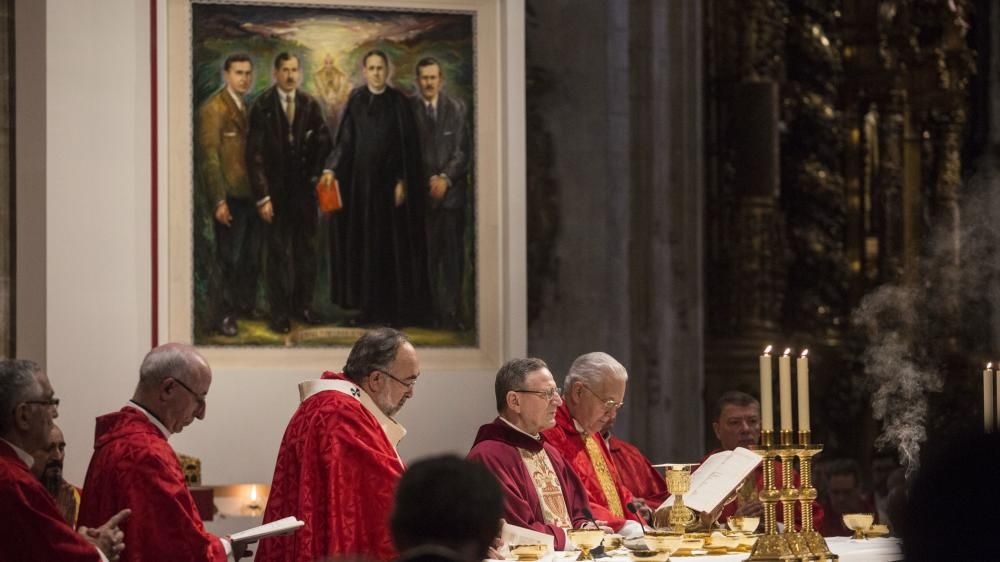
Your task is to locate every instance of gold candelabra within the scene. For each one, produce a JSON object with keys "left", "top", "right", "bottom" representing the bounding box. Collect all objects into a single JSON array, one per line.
[{"left": 745, "top": 430, "right": 837, "bottom": 562}]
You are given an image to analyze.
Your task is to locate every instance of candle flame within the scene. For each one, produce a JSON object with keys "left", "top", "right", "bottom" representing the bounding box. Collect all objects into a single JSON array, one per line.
[
  {"left": 783, "top": 348, "right": 791, "bottom": 356},
  {"left": 801, "top": 349, "right": 809, "bottom": 358},
  {"left": 763, "top": 345, "right": 773, "bottom": 354},
  {"left": 250, "top": 485, "right": 257, "bottom": 502},
  {"left": 989, "top": 362, "right": 993, "bottom": 370}
]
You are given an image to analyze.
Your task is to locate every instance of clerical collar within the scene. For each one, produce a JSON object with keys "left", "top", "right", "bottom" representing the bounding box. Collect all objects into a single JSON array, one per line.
[
  {"left": 0, "top": 437, "right": 34, "bottom": 468},
  {"left": 127, "top": 401, "right": 172, "bottom": 439},
  {"left": 225, "top": 86, "right": 245, "bottom": 111},
  {"left": 573, "top": 417, "right": 588, "bottom": 434},
  {"left": 499, "top": 415, "right": 541, "bottom": 441},
  {"left": 367, "top": 84, "right": 387, "bottom": 95}
]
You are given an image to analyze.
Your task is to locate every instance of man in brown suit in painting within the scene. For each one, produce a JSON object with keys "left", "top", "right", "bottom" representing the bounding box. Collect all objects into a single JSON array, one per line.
[{"left": 197, "top": 53, "right": 262, "bottom": 337}]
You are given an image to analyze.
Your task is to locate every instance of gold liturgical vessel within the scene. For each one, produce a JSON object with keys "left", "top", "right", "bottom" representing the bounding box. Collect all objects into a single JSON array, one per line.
[{"left": 665, "top": 464, "right": 696, "bottom": 534}]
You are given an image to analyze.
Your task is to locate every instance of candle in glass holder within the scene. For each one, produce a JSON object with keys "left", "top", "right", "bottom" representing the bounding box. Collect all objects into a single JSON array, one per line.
[
  {"left": 779, "top": 349, "right": 792, "bottom": 431},
  {"left": 797, "top": 350, "right": 810, "bottom": 432},
  {"left": 759, "top": 346, "right": 774, "bottom": 432}
]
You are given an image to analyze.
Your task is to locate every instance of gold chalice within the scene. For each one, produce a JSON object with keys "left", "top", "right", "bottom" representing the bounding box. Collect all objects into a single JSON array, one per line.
[
  {"left": 566, "top": 529, "right": 604, "bottom": 560},
  {"left": 726, "top": 515, "right": 760, "bottom": 533},
  {"left": 842, "top": 513, "right": 874, "bottom": 540}
]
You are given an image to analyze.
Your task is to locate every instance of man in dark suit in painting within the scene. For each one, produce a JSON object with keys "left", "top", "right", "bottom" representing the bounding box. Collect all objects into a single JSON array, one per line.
[
  {"left": 411, "top": 57, "right": 469, "bottom": 329},
  {"left": 321, "top": 50, "right": 428, "bottom": 327},
  {"left": 196, "top": 53, "right": 261, "bottom": 337},
  {"left": 247, "top": 52, "right": 332, "bottom": 334}
]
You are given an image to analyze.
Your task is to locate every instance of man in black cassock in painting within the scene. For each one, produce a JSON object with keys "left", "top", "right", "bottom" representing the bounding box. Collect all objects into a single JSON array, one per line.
[{"left": 321, "top": 50, "right": 428, "bottom": 326}]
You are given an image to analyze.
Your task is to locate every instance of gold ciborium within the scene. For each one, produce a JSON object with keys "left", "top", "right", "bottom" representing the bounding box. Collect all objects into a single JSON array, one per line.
[
  {"left": 842, "top": 513, "right": 874, "bottom": 540},
  {"left": 643, "top": 530, "right": 683, "bottom": 554},
  {"left": 510, "top": 544, "right": 548, "bottom": 561},
  {"left": 665, "top": 464, "right": 696, "bottom": 534},
  {"left": 727, "top": 515, "right": 760, "bottom": 534},
  {"left": 566, "top": 529, "right": 604, "bottom": 560}
]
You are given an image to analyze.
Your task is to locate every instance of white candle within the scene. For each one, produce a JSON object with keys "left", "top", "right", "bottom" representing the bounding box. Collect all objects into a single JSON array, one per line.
[
  {"left": 759, "top": 346, "right": 774, "bottom": 432},
  {"left": 994, "top": 365, "right": 1000, "bottom": 433},
  {"left": 985, "top": 364, "right": 994, "bottom": 433},
  {"left": 779, "top": 349, "right": 793, "bottom": 431},
  {"left": 797, "top": 350, "right": 810, "bottom": 432}
]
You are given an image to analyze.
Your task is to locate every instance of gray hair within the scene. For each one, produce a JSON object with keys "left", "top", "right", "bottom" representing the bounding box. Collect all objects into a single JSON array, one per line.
[
  {"left": 343, "top": 328, "right": 411, "bottom": 384},
  {"left": 494, "top": 357, "right": 548, "bottom": 413},
  {"left": 0, "top": 359, "right": 43, "bottom": 433},
  {"left": 138, "top": 344, "right": 204, "bottom": 388},
  {"left": 564, "top": 352, "right": 628, "bottom": 389}
]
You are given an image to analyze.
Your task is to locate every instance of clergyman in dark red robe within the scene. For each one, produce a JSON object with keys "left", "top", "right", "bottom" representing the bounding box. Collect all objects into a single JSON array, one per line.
[
  {"left": 256, "top": 372, "right": 406, "bottom": 562},
  {"left": 0, "top": 439, "right": 103, "bottom": 562},
  {"left": 77, "top": 405, "right": 228, "bottom": 562},
  {"left": 468, "top": 417, "right": 591, "bottom": 550}
]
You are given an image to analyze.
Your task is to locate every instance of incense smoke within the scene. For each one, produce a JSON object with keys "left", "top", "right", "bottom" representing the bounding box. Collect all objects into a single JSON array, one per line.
[{"left": 852, "top": 153, "right": 1000, "bottom": 479}]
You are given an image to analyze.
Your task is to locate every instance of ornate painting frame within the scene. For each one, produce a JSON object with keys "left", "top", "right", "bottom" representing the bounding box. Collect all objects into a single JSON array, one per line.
[{"left": 157, "top": 0, "right": 525, "bottom": 370}]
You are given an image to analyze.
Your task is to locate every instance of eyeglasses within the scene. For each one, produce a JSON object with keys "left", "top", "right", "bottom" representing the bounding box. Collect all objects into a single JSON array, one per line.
[
  {"left": 171, "top": 377, "right": 207, "bottom": 408},
  {"left": 23, "top": 398, "right": 60, "bottom": 408},
  {"left": 513, "top": 387, "right": 561, "bottom": 401},
  {"left": 378, "top": 369, "right": 417, "bottom": 389},
  {"left": 581, "top": 384, "right": 624, "bottom": 412}
]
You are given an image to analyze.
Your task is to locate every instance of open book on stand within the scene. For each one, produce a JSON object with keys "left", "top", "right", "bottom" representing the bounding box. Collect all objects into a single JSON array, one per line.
[
  {"left": 654, "top": 447, "right": 762, "bottom": 514},
  {"left": 229, "top": 516, "right": 305, "bottom": 543}
]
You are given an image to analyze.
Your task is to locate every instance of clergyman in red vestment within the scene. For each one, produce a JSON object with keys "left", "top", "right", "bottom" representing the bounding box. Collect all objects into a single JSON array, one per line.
[
  {"left": 30, "top": 423, "right": 82, "bottom": 528},
  {"left": 541, "top": 352, "right": 645, "bottom": 536},
  {"left": 0, "top": 359, "right": 129, "bottom": 562},
  {"left": 600, "top": 419, "right": 669, "bottom": 507},
  {"left": 468, "top": 358, "right": 595, "bottom": 549},
  {"left": 706, "top": 391, "right": 824, "bottom": 530},
  {"left": 77, "top": 344, "right": 251, "bottom": 561},
  {"left": 256, "top": 328, "right": 420, "bottom": 562}
]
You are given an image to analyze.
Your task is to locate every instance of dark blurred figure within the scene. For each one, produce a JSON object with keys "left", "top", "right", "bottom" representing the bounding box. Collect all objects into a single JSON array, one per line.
[
  {"left": 868, "top": 448, "right": 898, "bottom": 527},
  {"left": 903, "top": 431, "right": 1000, "bottom": 561},
  {"left": 391, "top": 455, "right": 503, "bottom": 562},
  {"left": 817, "top": 459, "right": 875, "bottom": 537}
]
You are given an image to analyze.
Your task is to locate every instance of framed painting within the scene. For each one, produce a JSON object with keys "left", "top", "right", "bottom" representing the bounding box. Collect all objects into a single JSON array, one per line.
[{"left": 159, "top": 0, "right": 525, "bottom": 369}]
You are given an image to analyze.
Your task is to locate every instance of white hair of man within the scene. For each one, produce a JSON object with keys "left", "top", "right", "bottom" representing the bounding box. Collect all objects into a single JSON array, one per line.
[
  {"left": 0, "top": 359, "right": 43, "bottom": 434},
  {"left": 137, "top": 343, "right": 203, "bottom": 390},
  {"left": 563, "top": 352, "right": 628, "bottom": 388}
]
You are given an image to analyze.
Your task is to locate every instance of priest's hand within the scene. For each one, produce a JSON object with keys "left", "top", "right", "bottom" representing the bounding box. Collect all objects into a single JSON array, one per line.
[
  {"left": 581, "top": 520, "right": 614, "bottom": 534},
  {"left": 258, "top": 200, "right": 274, "bottom": 223},
  {"left": 320, "top": 170, "right": 336, "bottom": 186},
  {"left": 733, "top": 499, "right": 763, "bottom": 517},
  {"left": 395, "top": 180, "right": 406, "bottom": 207},
  {"left": 81, "top": 508, "right": 130, "bottom": 561}
]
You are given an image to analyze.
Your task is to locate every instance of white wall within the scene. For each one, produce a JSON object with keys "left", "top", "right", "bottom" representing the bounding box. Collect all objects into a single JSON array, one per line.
[{"left": 36, "top": 0, "right": 525, "bottom": 486}]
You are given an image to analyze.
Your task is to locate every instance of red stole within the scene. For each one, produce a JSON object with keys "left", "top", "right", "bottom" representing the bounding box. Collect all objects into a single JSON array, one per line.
[
  {"left": 0, "top": 440, "right": 102, "bottom": 561},
  {"left": 468, "top": 418, "right": 592, "bottom": 550},
  {"left": 541, "top": 404, "right": 641, "bottom": 529},
  {"left": 256, "top": 372, "right": 404, "bottom": 562},
  {"left": 704, "top": 448, "right": 825, "bottom": 531},
  {"left": 78, "top": 407, "right": 226, "bottom": 562},
  {"left": 606, "top": 434, "right": 670, "bottom": 505}
]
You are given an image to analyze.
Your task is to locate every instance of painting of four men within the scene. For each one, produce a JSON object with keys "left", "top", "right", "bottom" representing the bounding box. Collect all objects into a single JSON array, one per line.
[{"left": 196, "top": 47, "right": 470, "bottom": 341}]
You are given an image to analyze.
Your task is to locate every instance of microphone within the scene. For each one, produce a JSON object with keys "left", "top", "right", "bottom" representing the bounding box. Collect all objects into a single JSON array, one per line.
[
  {"left": 581, "top": 508, "right": 606, "bottom": 558},
  {"left": 626, "top": 502, "right": 648, "bottom": 533},
  {"left": 582, "top": 508, "right": 601, "bottom": 530}
]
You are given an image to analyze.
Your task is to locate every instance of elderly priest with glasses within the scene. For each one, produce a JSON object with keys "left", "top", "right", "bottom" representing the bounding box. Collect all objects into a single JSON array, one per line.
[
  {"left": 0, "top": 359, "right": 130, "bottom": 562},
  {"left": 468, "top": 358, "right": 594, "bottom": 550},
  {"left": 256, "top": 328, "right": 420, "bottom": 562},
  {"left": 542, "top": 352, "right": 645, "bottom": 536}
]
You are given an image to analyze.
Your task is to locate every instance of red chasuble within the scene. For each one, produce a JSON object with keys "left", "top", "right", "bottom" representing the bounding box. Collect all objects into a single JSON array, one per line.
[
  {"left": 704, "top": 449, "right": 824, "bottom": 531},
  {"left": 255, "top": 372, "right": 404, "bottom": 562},
  {"left": 77, "top": 407, "right": 227, "bottom": 562},
  {"left": 468, "top": 418, "right": 591, "bottom": 549},
  {"left": 0, "top": 440, "right": 102, "bottom": 562},
  {"left": 541, "top": 404, "right": 642, "bottom": 529},
  {"left": 606, "top": 434, "right": 670, "bottom": 506}
]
